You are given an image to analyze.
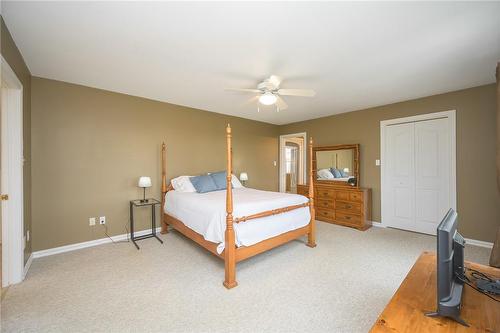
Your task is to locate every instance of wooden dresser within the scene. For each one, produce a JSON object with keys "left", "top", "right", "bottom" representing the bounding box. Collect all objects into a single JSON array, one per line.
[
  {"left": 297, "top": 183, "right": 371, "bottom": 230},
  {"left": 370, "top": 252, "right": 500, "bottom": 332}
]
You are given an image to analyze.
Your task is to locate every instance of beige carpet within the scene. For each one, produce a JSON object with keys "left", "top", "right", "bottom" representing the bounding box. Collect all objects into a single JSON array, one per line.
[{"left": 0, "top": 222, "right": 491, "bottom": 333}]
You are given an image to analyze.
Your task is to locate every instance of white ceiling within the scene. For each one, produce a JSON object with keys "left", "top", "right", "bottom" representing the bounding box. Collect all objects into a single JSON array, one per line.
[{"left": 3, "top": 2, "right": 500, "bottom": 125}]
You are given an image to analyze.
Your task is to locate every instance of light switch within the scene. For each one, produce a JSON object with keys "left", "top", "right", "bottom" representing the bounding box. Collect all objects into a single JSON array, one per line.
[
  {"left": 376, "top": 159, "right": 381, "bottom": 166},
  {"left": 273, "top": 161, "right": 277, "bottom": 167}
]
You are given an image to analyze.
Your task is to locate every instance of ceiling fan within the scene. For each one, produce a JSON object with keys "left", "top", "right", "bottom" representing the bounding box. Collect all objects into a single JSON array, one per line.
[{"left": 225, "top": 75, "right": 316, "bottom": 112}]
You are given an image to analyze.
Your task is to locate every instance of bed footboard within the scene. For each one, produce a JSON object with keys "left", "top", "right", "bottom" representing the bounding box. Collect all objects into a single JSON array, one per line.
[
  {"left": 306, "top": 136, "right": 316, "bottom": 248},
  {"left": 161, "top": 142, "right": 169, "bottom": 234},
  {"left": 159, "top": 125, "right": 315, "bottom": 289},
  {"left": 234, "top": 202, "right": 311, "bottom": 224}
]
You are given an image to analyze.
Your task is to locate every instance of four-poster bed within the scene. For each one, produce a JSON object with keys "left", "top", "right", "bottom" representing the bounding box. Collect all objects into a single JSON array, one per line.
[{"left": 160, "top": 124, "right": 316, "bottom": 289}]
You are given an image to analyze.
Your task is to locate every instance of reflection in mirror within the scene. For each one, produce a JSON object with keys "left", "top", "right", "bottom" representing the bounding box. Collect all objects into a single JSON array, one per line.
[{"left": 316, "top": 149, "right": 354, "bottom": 181}]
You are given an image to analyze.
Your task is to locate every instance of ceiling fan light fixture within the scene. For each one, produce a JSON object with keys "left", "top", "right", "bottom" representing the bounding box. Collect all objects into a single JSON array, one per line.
[{"left": 259, "top": 92, "right": 277, "bottom": 106}]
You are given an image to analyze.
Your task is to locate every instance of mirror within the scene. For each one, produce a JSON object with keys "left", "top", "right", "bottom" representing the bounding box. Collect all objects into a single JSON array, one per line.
[{"left": 313, "top": 144, "right": 360, "bottom": 187}]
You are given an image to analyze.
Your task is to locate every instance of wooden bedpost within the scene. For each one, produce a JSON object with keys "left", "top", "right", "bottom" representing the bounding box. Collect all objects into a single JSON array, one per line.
[
  {"left": 223, "top": 124, "right": 238, "bottom": 289},
  {"left": 306, "top": 136, "right": 316, "bottom": 248},
  {"left": 161, "top": 142, "right": 169, "bottom": 234}
]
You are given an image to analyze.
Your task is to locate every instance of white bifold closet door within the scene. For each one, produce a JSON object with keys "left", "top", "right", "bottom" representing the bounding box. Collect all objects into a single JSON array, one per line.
[{"left": 384, "top": 118, "right": 451, "bottom": 235}]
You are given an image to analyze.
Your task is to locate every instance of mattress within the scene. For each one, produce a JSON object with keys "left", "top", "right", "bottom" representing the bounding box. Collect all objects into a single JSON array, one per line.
[{"left": 164, "top": 188, "right": 310, "bottom": 254}]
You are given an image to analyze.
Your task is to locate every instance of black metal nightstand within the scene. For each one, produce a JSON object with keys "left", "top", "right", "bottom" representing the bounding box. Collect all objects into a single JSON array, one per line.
[{"left": 129, "top": 198, "right": 164, "bottom": 250}]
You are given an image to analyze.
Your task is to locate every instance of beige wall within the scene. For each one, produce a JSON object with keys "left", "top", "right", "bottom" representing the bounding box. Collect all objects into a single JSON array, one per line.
[
  {"left": 1, "top": 17, "right": 32, "bottom": 263},
  {"left": 31, "top": 77, "right": 279, "bottom": 251},
  {"left": 280, "top": 84, "right": 500, "bottom": 243}
]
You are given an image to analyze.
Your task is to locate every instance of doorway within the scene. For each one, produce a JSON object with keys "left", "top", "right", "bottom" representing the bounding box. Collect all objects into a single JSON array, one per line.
[
  {"left": 279, "top": 133, "right": 306, "bottom": 193},
  {"left": 381, "top": 110, "right": 456, "bottom": 235},
  {"left": 1, "top": 56, "right": 25, "bottom": 288}
]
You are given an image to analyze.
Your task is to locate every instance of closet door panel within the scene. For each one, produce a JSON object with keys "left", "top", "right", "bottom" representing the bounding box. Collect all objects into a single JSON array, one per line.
[
  {"left": 385, "top": 123, "right": 415, "bottom": 231},
  {"left": 415, "top": 118, "right": 450, "bottom": 234}
]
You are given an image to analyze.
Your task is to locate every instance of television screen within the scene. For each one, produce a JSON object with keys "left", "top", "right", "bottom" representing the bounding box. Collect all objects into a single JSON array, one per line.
[{"left": 426, "top": 209, "right": 468, "bottom": 326}]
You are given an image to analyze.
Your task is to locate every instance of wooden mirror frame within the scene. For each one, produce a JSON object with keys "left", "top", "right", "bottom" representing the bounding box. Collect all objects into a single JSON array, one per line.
[{"left": 313, "top": 144, "right": 360, "bottom": 188}]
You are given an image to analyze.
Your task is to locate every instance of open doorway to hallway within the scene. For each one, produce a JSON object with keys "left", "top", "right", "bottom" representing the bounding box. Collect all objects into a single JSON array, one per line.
[{"left": 279, "top": 133, "right": 306, "bottom": 193}]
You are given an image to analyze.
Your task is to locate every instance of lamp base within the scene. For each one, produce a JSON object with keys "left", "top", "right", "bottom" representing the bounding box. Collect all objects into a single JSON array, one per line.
[
  {"left": 140, "top": 187, "right": 148, "bottom": 203},
  {"left": 140, "top": 199, "right": 149, "bottom": 203}
]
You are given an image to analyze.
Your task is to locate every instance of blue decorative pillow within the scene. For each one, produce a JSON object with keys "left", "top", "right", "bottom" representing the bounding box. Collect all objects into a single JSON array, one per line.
[
  {"left": 209, "top": 171, "right": 228, "bottom": 190},
  {"left": 190, "top": 175, "right": 218, "bottom": 193},
  {"left": 330, "top": 168, "right": 342, "bottom": 178},
  {"left": 340, "top": 169, "right": 348, "bottom": 177}
]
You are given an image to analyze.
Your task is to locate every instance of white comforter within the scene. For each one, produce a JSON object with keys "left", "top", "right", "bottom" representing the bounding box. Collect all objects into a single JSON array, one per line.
[{"left": 164, "top": 188, "right": 310, "bottom": 253}]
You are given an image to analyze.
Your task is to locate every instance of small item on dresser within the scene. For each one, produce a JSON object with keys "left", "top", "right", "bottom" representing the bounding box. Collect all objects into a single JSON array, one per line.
[{"left": 348, "top": 177, "right": 357, "bottom": 187}]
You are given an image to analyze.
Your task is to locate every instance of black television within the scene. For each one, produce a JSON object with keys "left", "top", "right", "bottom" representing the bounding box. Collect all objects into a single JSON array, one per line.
[{"left": 426, "top": 208, "right": 468, "bottom": 326}]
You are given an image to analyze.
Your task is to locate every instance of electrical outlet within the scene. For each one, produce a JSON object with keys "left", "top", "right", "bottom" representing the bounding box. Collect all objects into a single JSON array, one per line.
[
  {"left": 27, "top": 230, "right": 30, "bottom": 242},
  {"left": 89, "top": 217, "right": 96, "bottom": 226},
  {"left": 99, "top": 216, "right": 106, "bottom": 225},
  {"left": 376, "top": 159, "right": 381, "bottom": 166}
]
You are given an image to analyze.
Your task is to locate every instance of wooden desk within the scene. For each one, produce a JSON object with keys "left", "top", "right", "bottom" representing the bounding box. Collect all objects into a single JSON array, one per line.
[{"left": 370, "top": 251, "right": 500, "bottom": 333}]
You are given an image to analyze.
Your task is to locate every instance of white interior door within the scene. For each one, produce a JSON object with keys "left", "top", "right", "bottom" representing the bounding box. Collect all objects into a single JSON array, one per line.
[
  {"left": 385, "top": 123, "right": 415, "bottom": 231},
  {"left": 382, "top": 115, "right": 454, "bottom": 235},
  {"left": 415, "top": 118, "right": 450, "bottom": 234},
  {"left": 1, "top": 57, "right": 25, "bottom": 287}
]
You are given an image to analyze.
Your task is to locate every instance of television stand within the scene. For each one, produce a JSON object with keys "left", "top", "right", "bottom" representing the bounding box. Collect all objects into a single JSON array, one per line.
[
  {"left": 425, "top": 310, "right": 468, "bottom": 327},
  {"left": 370, "top": 252, "right": 500, "bottom": 333}
]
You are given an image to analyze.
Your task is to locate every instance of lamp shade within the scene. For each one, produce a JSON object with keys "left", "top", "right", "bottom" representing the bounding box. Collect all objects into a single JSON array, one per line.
[
  {"left": 239, "top": 172, "right": 248, "bottom": 181},
  {"left": 138, "top": 176, "right": 152, "bottom": 188},
  {"left": 343, "top": 168, "right": 350, "bottom": 173}
]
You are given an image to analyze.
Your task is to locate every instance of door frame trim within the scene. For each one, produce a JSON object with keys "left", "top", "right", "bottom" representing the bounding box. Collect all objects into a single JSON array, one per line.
[
  {"left": 1, "top": 55, "right": 25, "bottom": 287},
  {"left": 279, "top": 132, "right": 307, "bottom": 192},
  {"left": 380, "top": 110, "right": 457, "bottom": 232}
]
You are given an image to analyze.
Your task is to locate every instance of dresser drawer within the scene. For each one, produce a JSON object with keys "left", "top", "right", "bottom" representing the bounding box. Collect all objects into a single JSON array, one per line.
[
  {"left": 316, "top": 189, "right": 334, "bottom": 199},
  {"left": 316, "top": 208, "right": 334, "bottom": 220},
  {"left": 336, "top": 211, "right": 361, "bottom": 225},
  {"left": 335, "top": 200, "right": 361, "bottom": 214},
  {"left": 316, "top": 199, "right": 333, "bottom": 209},
  {"left": 349, "top": 192, "right": 363, "bottom": 202},
  {"left": 335, "top": 191, "right": 350, "bottom": 201}
]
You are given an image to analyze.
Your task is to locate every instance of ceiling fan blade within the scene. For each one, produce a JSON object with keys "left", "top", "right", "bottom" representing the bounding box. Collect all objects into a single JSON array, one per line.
[
  {"left": 225, "top": 88, "right": 261, "bottom": 94},
  {"left": 277, "top": 89, "right": 316, "bottom": 97},
  {"left": 240, "top": 95, "right": 259, "bottom": 107},
  {"left": 276, "top": 96, "right": 288, "bottom": 111}
]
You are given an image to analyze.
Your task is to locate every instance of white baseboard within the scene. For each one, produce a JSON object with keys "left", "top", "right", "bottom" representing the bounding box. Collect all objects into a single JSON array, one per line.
[
  {"left": 32, "top": 227, "right": 162, "bottom": 259},
  {"left": 464, "top": 238, "right": 493, "bottom": 249},
  {"left": 23, "top": 253, "right": 33, "bottom": 277},
  {"left": 370, "top": 221, "right": 384, "bottom": 228},
  {"left": 372, "top": 222, "right": 492, "bottom": 249}
]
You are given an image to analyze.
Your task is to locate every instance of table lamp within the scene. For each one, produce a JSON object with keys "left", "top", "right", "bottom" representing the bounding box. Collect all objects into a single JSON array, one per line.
[
  {"left": 138, "top": 176, "right": 152, "bottom": 203},
  {"left": 239, "top": 172, "right": 248, "bottom": 186}
]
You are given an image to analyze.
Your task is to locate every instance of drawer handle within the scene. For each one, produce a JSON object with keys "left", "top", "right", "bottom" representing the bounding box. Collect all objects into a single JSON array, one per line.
[
  {"left": 345, "top": 216, "right": 351, "bottom": 220},
  {"left": 346, "top": 205, "right": 352, "bottom": 209},
  {"left": 323, "top": 202, "right": 328, "bottom": 206}
]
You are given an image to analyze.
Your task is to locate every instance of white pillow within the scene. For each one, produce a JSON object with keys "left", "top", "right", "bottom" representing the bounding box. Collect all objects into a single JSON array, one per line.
[
  {"left": 231, "top": 174, "right": 244, "bottom": 188},
  {"left": 171, "top": 176, "right": 196, "bottom": 192},
  {"left": 317, "top": 169, "right": 334, "bottom": 179}
]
